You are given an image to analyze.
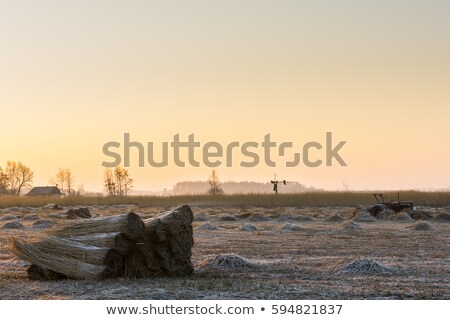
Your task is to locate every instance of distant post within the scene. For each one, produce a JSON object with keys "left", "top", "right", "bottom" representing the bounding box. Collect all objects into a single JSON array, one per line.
[{"left": 270, "top": 174, "right": 288, "bottom": 194}]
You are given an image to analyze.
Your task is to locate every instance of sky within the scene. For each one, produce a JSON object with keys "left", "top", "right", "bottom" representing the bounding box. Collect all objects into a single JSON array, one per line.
[{"left": 0, "top": 1, "right": 449, "bottom": 192}]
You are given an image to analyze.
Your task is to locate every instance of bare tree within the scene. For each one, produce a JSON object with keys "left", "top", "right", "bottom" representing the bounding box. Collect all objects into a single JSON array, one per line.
[
  {"left": 104, "top": 168, "right": 133, "bottom": 196},
  {"left": 50, "top": 168, "right": 66, "bottom": 193},
  {"left": 208, "top": 170, "right": 223, "bottom": 195},
  {"left": 342, "top": 181, "right": 350, "bottom": 191},
  {"left": 103, "top": 168, "right": 133, "bottom": 196},
  {"left": 0, "top": 166, "right": 10, "bottom": 194},
  {"left": 5, "top": 161, "right": 18, "bottom": 195},
  {"left": 5, "top": 161, "right": 33, "bottom": 196},
  {"left": 104, "top": 169, "right": 116, "bottom": 196},
  {"left": 16, "top": 163, "right": 34, "bottom": 196},
  {"left": 65, "top": 168, "right": 74, "bottom": 196},
  {"left": 114, "top": 167, "right": 133, "bottom": 196},
  {"left": 50, "top": 168, "right": 75, "bottom": 196}
]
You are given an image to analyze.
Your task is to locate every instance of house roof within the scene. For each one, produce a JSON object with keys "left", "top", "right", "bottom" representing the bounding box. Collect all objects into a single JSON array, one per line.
[{"left": 26, "top": 186, "right": 64, "bottom": 196}]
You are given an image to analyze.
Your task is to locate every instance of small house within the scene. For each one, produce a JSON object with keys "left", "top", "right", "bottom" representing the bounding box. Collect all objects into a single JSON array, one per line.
[{"left": 26, "top": 186, "right": 64, "bottom": 197}]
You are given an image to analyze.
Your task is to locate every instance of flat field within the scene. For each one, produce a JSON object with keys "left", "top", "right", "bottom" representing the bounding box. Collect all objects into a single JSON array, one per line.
[{"left": 0, "top": 198, "right": 448, "bottom": 299}]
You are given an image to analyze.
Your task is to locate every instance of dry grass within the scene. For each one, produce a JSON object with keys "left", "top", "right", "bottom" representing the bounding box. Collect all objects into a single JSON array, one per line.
[{"left": 1, "top": 191, "right": 450, "bottom": 209}]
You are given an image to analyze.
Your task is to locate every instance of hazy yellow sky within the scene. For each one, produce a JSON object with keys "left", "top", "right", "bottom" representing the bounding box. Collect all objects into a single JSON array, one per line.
[{"left": 1, "top": 1, "right": 449, "bottom": 192}]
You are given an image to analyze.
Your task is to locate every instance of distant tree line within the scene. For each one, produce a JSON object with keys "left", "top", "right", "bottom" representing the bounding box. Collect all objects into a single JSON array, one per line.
[
  {"left": 172, "top": 178, "right": 315, "bottom": 195},
  {"left": 0, "top": 161, "right": 135, "bottom": 197}
]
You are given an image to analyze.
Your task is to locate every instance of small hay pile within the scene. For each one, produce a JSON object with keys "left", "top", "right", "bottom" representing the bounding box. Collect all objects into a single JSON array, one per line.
[
  {"left": 0, "top": 214, "right": 18, "bottom": 221},
  {"left": 193, "top": 212, "right": 207, "bottom": 221},
  {"left": 407, "top": 209, "right": 433, "bottom": 220},
  {"left": 433, "top": 213, "right": 450, "bottom": 222},
  {"left": 2, "top": 221, "right": 24, "bottom": 229},
  {"left": 32, "top": 220, "right": 53, "bottom": 229},
  {"left": 235, "top": 212, "right": 253, "bottom": 219},
  {"left": 12, "top": 205, "right": 194, "bottom": 280},
  {"left": 200, "top": 254, "right": 260, "bottom": 271},
  {"left": 408, "top": 221, "right": 435, "bottom": 231},
  {"left": 351, "top": 207, "right": 376, "bottom": 223},
  {"left": 195, "top": 223, "right": 221, "bottom": 230},
  {"left": 349, "top": 205, "right": 367, "bottom": 218},
  {"left": 336, "top": 259, "right": 392, "bottom": 275},
  {"left": 325, "top": 214, "right": 344, "bottom": 222},
  {"left": 352, "top": 212, "right": 376, "bottom": 223},
  {"left": 240, "top": 223, "right": 259, "bottom": 231},
  {"left": 22, "top": 214, "right": 40, "bottom": 221},
  {"left": 249, "top": 213, "right": 269, "bottom": 222},
  {"left": 341, "top": 221, "right": 361, "bottom": 230},
  {"left": 388, "top": 212, "right": 414, "bottom": 222},
  {"left": 218, "top": 214, "right": 237, "bottom": 221},
  {"left": 281, "top": 223, "right": 303, "bottom": 231},
  {"left": 280, "top": 214, "right": 313, "bottom": 222}
]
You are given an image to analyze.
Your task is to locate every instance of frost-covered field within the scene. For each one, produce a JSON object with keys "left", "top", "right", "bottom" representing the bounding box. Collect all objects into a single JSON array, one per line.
[{"left": 0, "top": 204, "right": 449, "bottom": 299}]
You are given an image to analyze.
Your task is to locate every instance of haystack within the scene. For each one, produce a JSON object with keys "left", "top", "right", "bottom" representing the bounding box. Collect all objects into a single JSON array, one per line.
[
  {"left": 279, "top": 214, "right": 313, "bottom": 222},
  {"left": 235, "top": 212, "right": 253, "bottom": 219},
  {"left": 32, "top": 220, "right": 53, "bottom": 229},
  {"left": 219, "top": 214, "right": 237, "bottom": 221},
  {"left": 281, "top": 223, "right": 303, "bottom": 231},
  {"left": 193, "top": 212, "right": 207, "bottom": 221},
  {"left": 249, "top": 213, "right": 269, "bottom": 222},
  {"left": 2, "top": 221, "right": 24, "bottom": 229},
  {"left": 240, "top": 223, "right": 259, "bottom": 231},
  {"left": 67, "top": 232, "right": 132, "bottom": 255},
  {"left": 388, "top": 212, "right": 413, "bottom": 222},
  {"left": 325, "top": 214, "right": 344, "bottom": 222},
  {"left": 433, "top": 213, "right": 450, "bottom": 222},
  {"left": 22, "top": 214, "right": 40, "bottom": 221},
  {"left": 13, "top": 237, "right": 122, "bottom": 280},
  {"left": 351, "top": 211, "right": 376, "bottom": 223},
  {"left": 407, "top": 209, "right": 433, "bottom": 220},
  {"left": 341, "top": 221, "right": 361, "bottom": 230},
  {"left": 122, "top": 204, "right": 194, "bottom": 278},
  {"left": 336, "top": 259, "right": 392, "bottom": 275},
  {"left": 27, "top": 264, "right": 67, "bottom": 281},
  {"left": 0, "top": 214, "right": 18, "bottom": 221},
  {"left": 196, "top": 223, "right": 221, "bottom": 230},
  {"left": 408, "top": 221, "right": 435, "bottom": 231},
  {"left": 12, "top": 205, "right": 194, "bottom": 281},
  {"left": 199, "top": 254, "right": 260, "bottom": 271},
  {"left": 55, "top": 212, "right": 145, "bottom": 239}
]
